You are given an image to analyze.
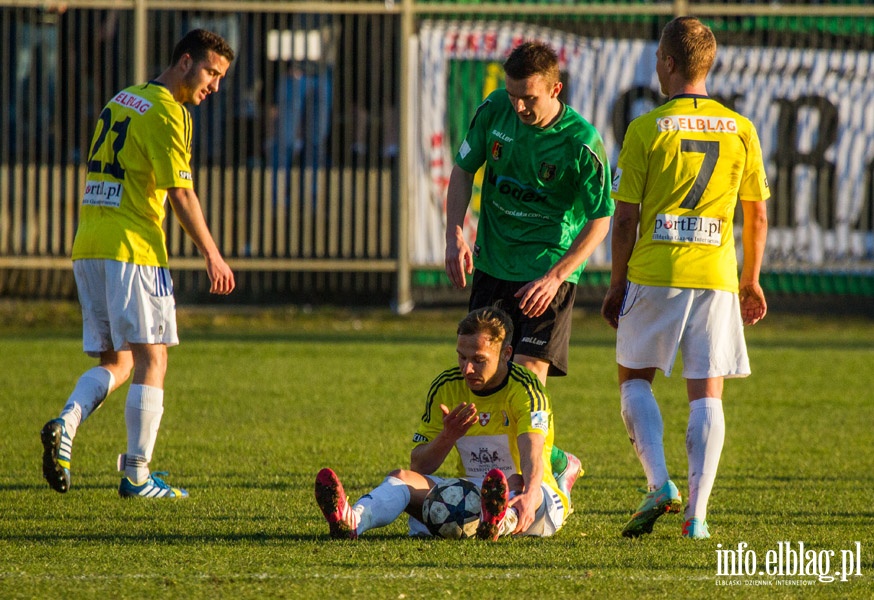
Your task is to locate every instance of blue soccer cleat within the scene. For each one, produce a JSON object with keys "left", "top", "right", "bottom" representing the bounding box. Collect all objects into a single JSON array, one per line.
[
  {"left": 41, "top": 418, "right": 72, "bottom": 493},
  {"left": 118, "top": 472, "right": 189, "bottom": 499},
  {"left": 682, "top": 517, "right": 711, "bottom": 540},
  {"left": 621, "top": 479, "right": 682, "bottom": 538}
]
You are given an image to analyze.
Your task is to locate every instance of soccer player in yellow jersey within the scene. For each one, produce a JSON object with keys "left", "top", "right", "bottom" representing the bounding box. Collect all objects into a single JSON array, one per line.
[
  {"left": 40, "top": 30, "right": 236, "bottom": 499},
  {"left": 602, "top": 17, "right": 769, "bottom": 540},
  {"left": 315, "top": 307, "right": 571, "bottom": 540}
]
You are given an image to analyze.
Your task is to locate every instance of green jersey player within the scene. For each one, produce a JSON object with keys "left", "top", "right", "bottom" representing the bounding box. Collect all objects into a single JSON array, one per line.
[
  {"left": 446, "top": 42, "right": 614, "bottom": 384},
  {"left": 444, "top": 41, "right": 614, "bottom": 508}
]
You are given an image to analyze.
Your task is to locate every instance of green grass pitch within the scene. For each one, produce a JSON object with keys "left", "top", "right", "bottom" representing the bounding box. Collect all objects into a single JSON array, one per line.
[{"left": 0, "top": 302, "right": 871, "bottom": 598}]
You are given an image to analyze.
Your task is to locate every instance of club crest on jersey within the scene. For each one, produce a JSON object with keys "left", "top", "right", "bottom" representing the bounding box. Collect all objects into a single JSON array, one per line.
[
  {"left": 491, "top": 141, "right": 502, "bottom": 161},
  {"left": 657, "top": 117, "right": 677, "bottom": 131},
  {"left": 539, "top": 162, "right": 556, "bottom": 181},
  {"left": 478, "top": 412, "right": 491, "bottom": 426}
]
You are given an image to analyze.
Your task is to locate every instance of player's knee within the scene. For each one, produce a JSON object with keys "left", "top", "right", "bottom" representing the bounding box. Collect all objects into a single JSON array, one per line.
[
  {"left": 387, "top": 468, "right": 412, "bottom": 481},
  {"left": 113, "top": 365, "right": 133, "bottom": 388},
  {"left": 100, "top": 352, "right": 134, "bottom": 389},
  {"left": 507, "top": 473, "right": 525, "bottom": 492},
  {"left": 131, "top": 345, "right": 168, "bottom": 380}
]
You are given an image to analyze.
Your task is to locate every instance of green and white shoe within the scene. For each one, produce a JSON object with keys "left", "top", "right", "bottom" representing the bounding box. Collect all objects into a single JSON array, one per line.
[
  {"left": 621, "top": 479, "right": 682, "bottom": 538},
  {"left": 555, "top": 452, "right": 583, "bottom": 514}
]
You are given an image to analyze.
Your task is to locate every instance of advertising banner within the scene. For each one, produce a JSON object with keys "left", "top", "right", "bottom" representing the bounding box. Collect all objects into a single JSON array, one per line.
[{"left": 414, "top": 20, "right": 874, "bottom": 271}]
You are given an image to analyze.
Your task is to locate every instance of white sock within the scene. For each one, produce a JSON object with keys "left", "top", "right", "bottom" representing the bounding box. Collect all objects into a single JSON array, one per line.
[
  {"left": 620, "top": 379, "right": 670, "bottom": 490},
  {"left": 124, "top": 384, "right": 164, "bottom": 483},
  {"left": 353, "top": 476, "right": 410, "bottom": 535},
  {"left": 499, "top": 507, "right": 519, "bottom": 537},
  {"left": 686, "top": 397, "right": 725, "bottom": 521},
  {"left": 59, "top": 367, "right": 115, "bottom": 438}
]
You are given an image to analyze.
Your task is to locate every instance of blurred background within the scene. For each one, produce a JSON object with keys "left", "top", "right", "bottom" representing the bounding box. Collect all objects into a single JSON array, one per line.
[{"left": 1, "top": 0, "right": 872, "bottom": 314}]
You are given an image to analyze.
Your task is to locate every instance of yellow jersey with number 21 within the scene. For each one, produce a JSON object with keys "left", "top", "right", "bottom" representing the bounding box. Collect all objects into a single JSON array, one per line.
[
  {"left": 72, "top": 81, "right": 195, "bottom": 267},
  {"left": 611, "top": 96, "right": 770, "bottom": 292}
]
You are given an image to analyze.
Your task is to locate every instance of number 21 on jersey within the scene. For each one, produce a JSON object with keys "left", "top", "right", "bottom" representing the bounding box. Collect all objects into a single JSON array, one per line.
[{"left": 87, "top": 108, "right": 130, "bottom": 180}]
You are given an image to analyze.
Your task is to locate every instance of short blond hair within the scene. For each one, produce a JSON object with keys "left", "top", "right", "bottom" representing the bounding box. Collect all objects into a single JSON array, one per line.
[
  {"left": 457, "top": 307, "right": 514, "bottom": 350},
  {"left": 660, "top": 17, "right": 716, "bottom": 83}
]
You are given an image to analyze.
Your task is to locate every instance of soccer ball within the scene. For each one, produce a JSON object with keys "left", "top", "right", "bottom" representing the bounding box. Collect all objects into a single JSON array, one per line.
[{"left": 422, "top": 478, "right": 481, "bottom": 539}]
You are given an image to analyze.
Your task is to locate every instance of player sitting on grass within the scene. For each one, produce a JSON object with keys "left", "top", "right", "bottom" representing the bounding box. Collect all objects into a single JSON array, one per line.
[{"left": 314, "top": 306, "right": 576, "bottom": 540}]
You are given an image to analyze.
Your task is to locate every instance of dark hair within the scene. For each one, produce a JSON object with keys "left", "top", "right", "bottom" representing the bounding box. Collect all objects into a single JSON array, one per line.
[
  {"left": 457, "top": 307, "right": 514, "bottom": 350},
  {"left": 660, "top": 17, "right": 716, "bottom": 82},
  {"left": 171, "top": 29, "right": 235, "bottom": 66},
  {"left": 503, "top": 41, "right": 560, "bottom": 84}
]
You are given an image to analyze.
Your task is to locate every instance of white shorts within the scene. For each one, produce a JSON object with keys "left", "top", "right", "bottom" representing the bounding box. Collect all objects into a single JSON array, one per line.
[
  {"left": 74, "top": 259, "right": 179, "bottom": 357},
  {"left": 408, "top": 475, "right": 566, "bottom": 538},
  {"left": 616, "top": 282, "right": 750, "bottom": 379}
]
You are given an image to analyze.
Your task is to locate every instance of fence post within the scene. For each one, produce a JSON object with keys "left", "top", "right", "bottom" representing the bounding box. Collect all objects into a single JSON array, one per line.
[
  {"left": 395, "top": 0, "right": 415, "bottom": 314},
  {"left": 134, "top": 0, "right": 148, "bottom": 84}
]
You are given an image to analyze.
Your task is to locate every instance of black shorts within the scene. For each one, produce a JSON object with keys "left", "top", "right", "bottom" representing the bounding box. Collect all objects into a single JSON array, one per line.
[{"left": 468, "top": 270, "right": 576, "bottom": 377}]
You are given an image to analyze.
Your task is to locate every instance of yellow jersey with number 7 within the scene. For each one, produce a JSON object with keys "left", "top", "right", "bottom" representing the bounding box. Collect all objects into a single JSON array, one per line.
[
  {"left": 611, "top": 96, "right": 770, "bottom": 292},
  {"left": 72, "top": 81, "right": 195, "bottom": 267}
]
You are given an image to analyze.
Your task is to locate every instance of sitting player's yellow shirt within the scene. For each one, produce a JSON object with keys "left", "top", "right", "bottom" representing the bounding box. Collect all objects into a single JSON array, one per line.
[
  {"left": 612, "top": 96, "right": 770, "bottom": 292},
  {"left": 413, "top": 362, "right": 565, "bottom": 505},
  {"left": 72, "top": 82, "right": 195, "bottom": 267}
]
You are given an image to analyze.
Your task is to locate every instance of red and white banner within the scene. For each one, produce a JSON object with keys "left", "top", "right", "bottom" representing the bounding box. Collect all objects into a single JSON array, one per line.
[{"left": 413, "top": 20, "right": 874, "bottom": 270}]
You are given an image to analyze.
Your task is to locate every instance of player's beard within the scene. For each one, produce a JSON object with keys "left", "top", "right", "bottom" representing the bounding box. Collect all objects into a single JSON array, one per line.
[{"left": 180, "top": 69, "right": 207, "bottom": 106}]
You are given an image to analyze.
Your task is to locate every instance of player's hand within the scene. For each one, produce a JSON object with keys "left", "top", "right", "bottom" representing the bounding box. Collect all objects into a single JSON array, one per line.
[
  {"left": 601, "top": 284, "right": 626, "bottom": 329},
  {"left": 445, "top": 227, "right": 474, "bottom": 289},
  {"left": 205, "top": 254, "right": 235, "bottom": 295},
  {"left": 514, "top": 275, "right": 561, "bottom": 318},
  {"left": 739, "top": 282, "right": 767, "bottom": 325},
  {"left": 508, "top": 490, "right": 539, "bottom": 534},
  {"left": 439, "top": 402, "right": 477, "bottom": 442}
]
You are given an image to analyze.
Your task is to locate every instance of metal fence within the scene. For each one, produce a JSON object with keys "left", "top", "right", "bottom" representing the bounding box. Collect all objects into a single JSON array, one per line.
[{"left": 2, "top": 1, "right": 873, "bottom": 307}]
